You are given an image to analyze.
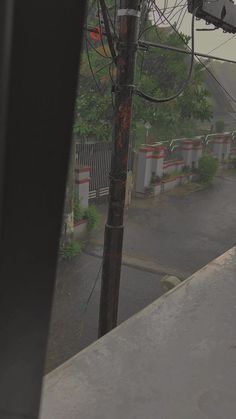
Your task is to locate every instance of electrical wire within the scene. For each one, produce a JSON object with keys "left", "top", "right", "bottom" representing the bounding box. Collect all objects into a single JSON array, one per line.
[
  {"left": 86, "top": 36, "right": 111, "bottom": 59},
  {"left": 176, "top": 6, "right": 188, "bottom": 30},
  {"left": 199, "top": 60, "right": 236, "bottom": 103},
  {"left": 76, "top": 261, "right": 103, "bottom": 339},
  {"left": 84, "top": 262, "right": 103, "bottom": 311},
  {"left": 138, "top": 0, "right": 156, "bottom": 38},
  {"left": 114, "top": 0, "right": 117, "bottom": 36},
  {"left": 140, "top": 0, "right": 186, "bottom": 39},
  {"left": 207, "top": 34, "right": 236, "bottom": 55},
  {"left": 85, "top": 38, "right": 103, "bottom": 93},
  {"left": 137, "top": 50, "right": 145, "bottom": 87},
  {"left": 155, "top": 4, "right": 236, "bottom": 103},
  {"left": 109, "top": 62, "right": 115, "bottom": 109},
  {"left": 97, "top": 0, "right": 110, "bottom": 57},
  {"left": 94, "top": 60, "right": 114, "bottom": 74},
  {"left": 98, "top": 0, "right": 117, "bottom": 61},
  {"left": 136, "top": 8, "right": 197, "bottom": 103},
  {"left": 158, "top": 3, "right": 186, "bottom": 11},
  {"left": 166, "top": 2, "right": 187, "bottom": 24}
]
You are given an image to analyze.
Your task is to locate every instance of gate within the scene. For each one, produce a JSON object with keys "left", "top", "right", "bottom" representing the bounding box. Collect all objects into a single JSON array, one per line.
[{"left": 76, "top": 141, "right": 134, "bottom": 203}]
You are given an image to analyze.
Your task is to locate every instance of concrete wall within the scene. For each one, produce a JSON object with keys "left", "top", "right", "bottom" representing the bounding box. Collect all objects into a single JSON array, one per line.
[
  {"left": 75, "top": 165, "right": 90, "bottom": 209},
  {"left": 211, "top": 134, "right": 233, "bottom": 161},
  {"left": 163, "top": 160, "right": 184, "bottom": 174},
  {"left": 152, "top": 175, "right": 192, "bottom": 197},
  {"left": 213, "top": 136, "right": 224, "bottom": 161},
  {"left": 230, "top": 146, "right": 236, "bottom": 157},
  {"left": 135, "top": 134, "right": 233, "bottom": 198},
  {"left": 222, "top": 135, "right": 231, "bottom": 160},
  {"left": 181, "top": 140, "right": 193, "bottom": 167},
  {"left": 162, "top": 178, "right": 178, "bottom": 192},
  {"left": 135, "top": 146, "right": 165, "bottom": 195},
  {"left": 192, "top": 143, "right": 203, "bottom": 169},
  {"left": 135, "top": 147, "right": 151, "bottom": 194}
]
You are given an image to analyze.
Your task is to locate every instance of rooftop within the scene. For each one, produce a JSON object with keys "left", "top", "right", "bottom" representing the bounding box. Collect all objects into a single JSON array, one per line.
[{"left": 40, "top": 246, "right": 236, "bottom": 419}]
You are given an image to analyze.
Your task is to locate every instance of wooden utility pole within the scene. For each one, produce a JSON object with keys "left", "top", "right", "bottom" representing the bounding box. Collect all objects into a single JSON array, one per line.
[{"left": 98, "top": 0, "right": 141, "bottom": 337}]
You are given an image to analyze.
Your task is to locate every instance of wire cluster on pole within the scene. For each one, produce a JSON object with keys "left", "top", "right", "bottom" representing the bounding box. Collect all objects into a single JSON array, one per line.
[{"left": 85, "top": 0, "right": 236, "bottom": 106}]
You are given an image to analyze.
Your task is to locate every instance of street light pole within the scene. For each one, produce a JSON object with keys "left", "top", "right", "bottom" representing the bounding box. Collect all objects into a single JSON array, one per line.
[{"left": 98, "top": 0, "right": 141, "bottom": 337}]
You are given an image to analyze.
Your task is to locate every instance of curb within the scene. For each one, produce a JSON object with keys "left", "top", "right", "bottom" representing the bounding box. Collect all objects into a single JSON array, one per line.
[{"left": 84, "top": 247, "right": 188, "bottom": 278}]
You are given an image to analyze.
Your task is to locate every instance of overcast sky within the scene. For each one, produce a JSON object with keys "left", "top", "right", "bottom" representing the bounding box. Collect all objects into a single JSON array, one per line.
[{"left": 157, "top": 1, "right": 236, "bottom": 60}]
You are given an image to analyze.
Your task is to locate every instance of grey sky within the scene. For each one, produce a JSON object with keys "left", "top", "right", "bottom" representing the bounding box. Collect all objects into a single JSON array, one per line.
[{"left": 157, "top": 1, "right": 236, "bottom": 60}]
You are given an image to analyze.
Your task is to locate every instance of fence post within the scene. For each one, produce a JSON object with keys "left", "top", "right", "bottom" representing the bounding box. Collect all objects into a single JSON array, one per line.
[
  {"left": 192, "top": 141, "right": 203, "bottom": 168},
  {"left": 181, "top": 140, "right": 193, "bottom": 168},
  {"left": 222, "top": 134, "right": 232, "bottom": 160},
  {"left": 135, "top": 146, "right": 153, "bottom": 195},
  {"left": 75, "top": 165, "right": 90, "bottom": 209},
  {"left": 151, "top": 145, "right": 165, "bottom": 177},
  {"left": 213, "top": 135, "right": 224, "bottom": 161}
]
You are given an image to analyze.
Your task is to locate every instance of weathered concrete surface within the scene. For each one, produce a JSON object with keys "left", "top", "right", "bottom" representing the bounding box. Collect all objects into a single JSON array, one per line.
[{"left": 40, "top": 247, "right": 236, "bottom": 419}]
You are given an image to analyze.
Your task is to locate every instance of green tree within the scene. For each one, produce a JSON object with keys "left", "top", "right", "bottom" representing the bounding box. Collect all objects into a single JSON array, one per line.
[
  {"left": 133, "top": 28, "right": 212, "bottom": 144},
  {"left": 198, "top": 154, "right": 219, "bottom": 184},
  {"left": 74, "top": 16, "right": 212, "bottom": 144}
]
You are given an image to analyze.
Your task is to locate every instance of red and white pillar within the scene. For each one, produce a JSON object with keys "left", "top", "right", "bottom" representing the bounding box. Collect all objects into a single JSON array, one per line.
[
  {"left": 181, "top": 140, "right": 193, "bottom": 168},
  {"left": 75, "top": 165, "right": 90, "bottom": 208},
  {"left": 213, "top": 135, "right": 224, "bottom": 161},
  {"left": 151, "top": 145, "right": 165, "bottom": 178},
  {"left": 222, "top": 134, "right": 232, "bottom": 160},
  {"left": 192, "top": 142, "right": 203, "bottom": 168},
  {"left": 135, "top": 146, "right": 153, "bottom": 194}
]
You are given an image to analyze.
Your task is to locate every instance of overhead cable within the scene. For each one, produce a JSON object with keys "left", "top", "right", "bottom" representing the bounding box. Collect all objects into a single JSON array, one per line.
[
  {"left": 154, "top": 4, "right": 236, "bottom": 103},
  {"left": 136, "top": 8, "right": 197, "bottom": 103}
]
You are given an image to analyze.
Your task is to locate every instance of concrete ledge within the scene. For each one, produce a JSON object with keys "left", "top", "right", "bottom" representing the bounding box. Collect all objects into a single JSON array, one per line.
[{"left": 40, "top": 247, "right": 236, "bottom": 419}]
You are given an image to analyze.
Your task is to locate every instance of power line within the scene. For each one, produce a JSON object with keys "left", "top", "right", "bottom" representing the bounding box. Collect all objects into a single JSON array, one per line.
[
  {"left": 85, "top": 34, "right": 103, "bottom": 93},
  {"left": 84, "top": 262, "right": 103, "bottom": 310},
  {"left": 199, "top": 60, "right": 236, "bottom": 103},
  {"left": 158, "top": 3, "right": 186, "bottom": 11},
  {"left": 153, "top": 4, "right": 236, "bottom": 103},
  {"left": 99, "top": 0, "right": 117, "bottom": 62},
  {"left": 167, "top": 2, "right": 187, "bottom": 24},
  {"left": 94, "top": 59, "right": 114, "bottom": 74},
  {"left": 207, "top": 34, "right": 236, "bottom": 55},
  {"left": 85, "top": 24, "right": 236, "bottom": 64},
  {"left": 136, "top": 7, "right": 197, "bottom": 103},
  {"left": 138, "top": 39, "right": 236, "bottom": 65},
  {"left": 176, "top": 6, "right": 188, "bottom": 30},
  {"left": 86, "top": 36, "right": 111, "bottom": 59},
  {"left": 77, "top": 261, "right": 103, "bottom": 339},
  {"left": 97, "top": 0, "right": 110, "bottom": 58}
]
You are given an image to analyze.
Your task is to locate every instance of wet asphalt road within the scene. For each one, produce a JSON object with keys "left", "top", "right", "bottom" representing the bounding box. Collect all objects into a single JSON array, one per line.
[
  {"left": 46, "top": 176, "right": 236, "bottom": 372},
  {"left": 124, "top": 176, "right": 236, "bottom": 277},
  {"left": 46, "top": 259, "right": 162, "bottom": 372}
]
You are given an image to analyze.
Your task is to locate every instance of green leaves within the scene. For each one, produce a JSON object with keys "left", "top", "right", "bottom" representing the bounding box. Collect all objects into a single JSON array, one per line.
[
  {"left": 198, "top": 155, "right": 219, "bottom": 184},
  {"left": 74, "top": 21, "right": 212, "bottom": 144},
  {"left": 74, "top": 92, "right": 113, "bottom": 141}
]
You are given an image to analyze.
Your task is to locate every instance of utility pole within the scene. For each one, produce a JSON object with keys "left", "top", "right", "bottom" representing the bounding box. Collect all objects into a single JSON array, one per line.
[{"left": 98, "top": 0, "right": 141, "bottom": 337}]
